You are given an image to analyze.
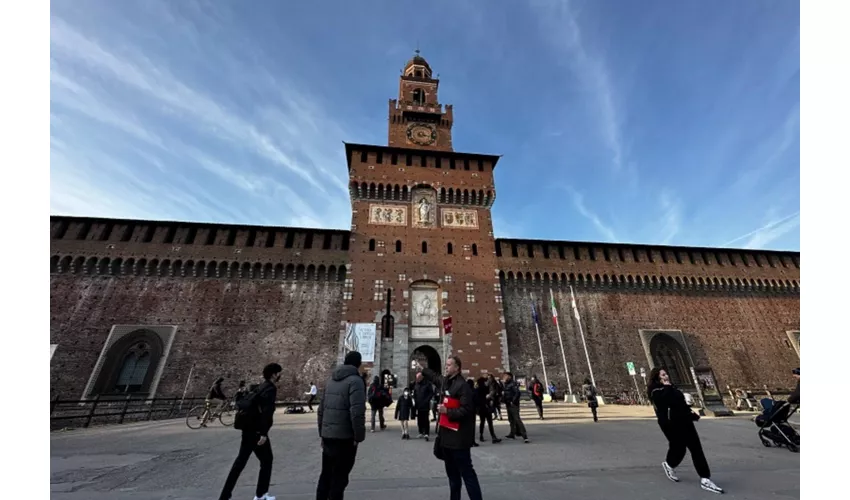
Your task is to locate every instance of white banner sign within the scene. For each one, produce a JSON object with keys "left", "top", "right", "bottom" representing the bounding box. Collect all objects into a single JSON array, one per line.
[{"left": 344, "top": 323, "right": 377, "bottom": 363}]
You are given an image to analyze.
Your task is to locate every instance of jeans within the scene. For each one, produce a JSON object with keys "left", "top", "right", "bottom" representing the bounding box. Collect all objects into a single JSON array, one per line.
[
  {"left": 416, "top": 409, "right": 431, "bottom": 435},
  {"left": 506, "top": 405, "right": 527, "bottom": 438},
  {"left": 662, "top": 421, "right": 711, "bottom": 478},
  {"left": 443, "top": 448, "right": 483, "bottom": 500},
  {"left": 316, "top": 439, "right": 358, "bottom": 500},
  {"left": 370, "top": 407, "right": 385, "bottom": 430},
  {"left": 307, "top": 394, "right": 316, "bottom": 411},
  {"left": 219, "top": 432, "right": 273, "bottom": 500}
]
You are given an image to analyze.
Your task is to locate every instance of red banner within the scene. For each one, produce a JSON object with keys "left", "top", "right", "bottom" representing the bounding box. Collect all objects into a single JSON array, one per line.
[{"left": 442, "top": 316, "right": 453, "bottom": 334}]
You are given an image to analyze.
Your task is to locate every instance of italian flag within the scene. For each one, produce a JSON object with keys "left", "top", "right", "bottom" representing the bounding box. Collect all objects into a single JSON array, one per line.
[{"left": 549, "top": 288, "right": 558, "bottom": 325}]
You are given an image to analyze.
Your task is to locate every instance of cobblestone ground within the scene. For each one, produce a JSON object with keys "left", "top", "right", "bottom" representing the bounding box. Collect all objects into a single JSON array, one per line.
[{"left": 50, "top": 402, "right": 799, "bottom": 500}]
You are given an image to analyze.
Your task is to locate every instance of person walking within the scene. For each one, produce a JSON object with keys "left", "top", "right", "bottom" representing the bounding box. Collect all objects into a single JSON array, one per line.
[
  {"left": 413, "top": 371, "right": 434, "bottom": 441},
  {"left": 467, "top": 379, "right": 479, "bottom": 447},
  {"left": 475, "top": 377, "right": 501, "bottom": 444},
  {"left": 647, "top": 367, "right": 724, "bottom": 494},
  {"left": 218, "top": 363, "right": 282, "bottom": 500},
  {"left": 306, "top": 382, "right": 318, "bottom": 412},
  {"left": 488, "top": 375, "right": 503, "bottom": 420},
  {"left": 316, "top": 351, "right": 367, "bottom": 500},
  {"left": 367, "top": 376, "right": 391, "bottom": 432},
  {"left": 529, "top": 376, "right": 545, "bottom": 420},
  {"left": 582, "top": 378, "right": 600, "bottom": 422},
  {"left": 502, "top": 372, "right": 529, "bottom": 443},
  {"left": 418, "top": 356, "right": 483, "bottom": 500},
  {"left": 788, "top": 367, "right": 800, "bottom": 405},
  {"left": 394, "top": 387, "right": 414, "bottom": 439}
]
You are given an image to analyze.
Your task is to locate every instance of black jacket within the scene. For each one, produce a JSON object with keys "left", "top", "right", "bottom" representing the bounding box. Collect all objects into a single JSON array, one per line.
[
  {"left": 208, "top": 382, "right": 226, "bottom": 401},
  {"left": 317, "top": 365, "right": 367, "bottom": 443},
  {"left": 649, "top": 384, "right": 694, "bottom": 428},
  {"left": 244, "top": 380, "right": 277, "bottom": 436},
  {"left": 413, "top": 380, "right": 434, "bottom": 409},
  {"left": 395, "top": 394, "right": 414, "bottom": 420},
  {"left": 421, "top": 368, "right": 475, "bottom": 450},
  {"left": 503, "top": 379, "right": 521, "bottom": 407}
]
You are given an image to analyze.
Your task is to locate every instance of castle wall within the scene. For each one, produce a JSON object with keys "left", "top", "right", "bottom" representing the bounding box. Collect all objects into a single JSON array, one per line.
[{"left": 501, "top": 282, "right": 800, "bottom": 396}]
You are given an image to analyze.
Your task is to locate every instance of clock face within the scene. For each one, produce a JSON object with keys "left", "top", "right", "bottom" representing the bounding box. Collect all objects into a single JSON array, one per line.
[{"left": 406, "top": 123, "right": 437, "bottom": 146}]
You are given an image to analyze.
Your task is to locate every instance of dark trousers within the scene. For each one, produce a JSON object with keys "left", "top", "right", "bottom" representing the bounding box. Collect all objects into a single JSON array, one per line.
[
  {"left": 316, "top": 439, "right": 358, "bottom": 500},
  {"left": 591, "top": 406, "right": 598, "bottom": 422},
  {"left": 370, "top": 407, "right": 385, "bottom": 430},
  {"left": 663, "top": 422, "right": 711, "bottom": 479},
  {"left": 532, "top": 396, "right": 543, "bottom": 418},
  {"left": 492, "top": 400, "right": 502, "bottom": 419},
  {"left": 443, "top": 448, "right": 483, "bottom": 500},
  {"left": 219, "top": 431, "right": 273, "bottom": 500},
  {"left": 307, "top": 394, "right": 316, "bottom": 411},
  {"left": 478, "top": 408, "right": 497, "bottom": 439},
  {"left": 416, "top": 408, "right": 431, "bottom": 435},
  {"left": 506, "top": 405, "right": 527, "bottom": 438}
]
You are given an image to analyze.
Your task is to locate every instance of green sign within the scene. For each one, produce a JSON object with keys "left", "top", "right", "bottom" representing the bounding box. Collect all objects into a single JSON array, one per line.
[{"left": 626, "top": 362, "right": 636, "bottom": 376}]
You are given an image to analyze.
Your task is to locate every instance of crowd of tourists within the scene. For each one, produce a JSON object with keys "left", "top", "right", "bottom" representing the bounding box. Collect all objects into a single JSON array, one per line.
[{"left": 206, "top": 354, "right": 801, "bottom": 499}]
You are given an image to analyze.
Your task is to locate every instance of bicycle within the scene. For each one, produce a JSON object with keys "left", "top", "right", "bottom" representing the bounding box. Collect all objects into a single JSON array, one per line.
[{"left": 186, "top": 397, "right": 235, "bottom": 429}]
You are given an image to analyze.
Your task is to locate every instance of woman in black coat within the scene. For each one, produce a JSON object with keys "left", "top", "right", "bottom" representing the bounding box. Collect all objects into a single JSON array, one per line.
[
  {"left": 475, "top": 377, "right": 501, "bottom": 444},
  {"left": 581, "top": 378, "right": 599, "bottom": 422},
  {"left": 647, "top": 367, "right": 724, "bottom": 494},
  {"left": 394, "top": 387, "right": 414, "bottom": 439}
]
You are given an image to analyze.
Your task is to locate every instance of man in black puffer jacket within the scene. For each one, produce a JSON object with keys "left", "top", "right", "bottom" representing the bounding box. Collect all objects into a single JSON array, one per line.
[
  {"left": 316, "top": 351, "right": 367, "bottom": 500},
  {"left": 418, "top": 356, "right": 482, "bottom": 500},
  {"left": 413, "top": 371, "right": 434, "bottom": 441}
]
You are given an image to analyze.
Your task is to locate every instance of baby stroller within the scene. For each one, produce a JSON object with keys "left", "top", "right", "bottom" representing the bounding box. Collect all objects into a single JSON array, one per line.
[{"left": 755, "top": 398, "right": 799, "bottom": 452}]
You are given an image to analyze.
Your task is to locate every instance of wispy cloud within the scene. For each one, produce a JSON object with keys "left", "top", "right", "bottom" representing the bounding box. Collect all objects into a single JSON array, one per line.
[
  {"left": 657, "top": 189, "right": 683, "bottom": 245},
  {"left": 531, "top": 0, "right": 630, "bottom": 181},
  {"left": 722, "top": 211, "right": 800, "bottom": 249},
  {"left": 50, "top": 7, "right": 353, "bottom": 229},
  {"left": 566, "top": 188, "right": 618, "bottom": 242}
]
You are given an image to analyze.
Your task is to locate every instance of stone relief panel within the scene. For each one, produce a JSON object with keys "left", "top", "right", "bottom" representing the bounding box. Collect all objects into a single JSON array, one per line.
[
  {"left": 411, "top": 187, "right": 437, "bottom": 229},
  {"left": 410, "top": 286, "right": 440, "bottom": 340},
  {"left": 441, "top": 208, "right": 479, "bottom": 229},
  {"left": 369, "top": 204, "right": 407, "bottom": 226}
]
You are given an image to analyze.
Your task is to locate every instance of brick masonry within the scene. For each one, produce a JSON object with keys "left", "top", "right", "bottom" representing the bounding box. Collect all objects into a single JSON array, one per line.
[{"left": 49, "top": 54, "right": 800, "bottom": 401}]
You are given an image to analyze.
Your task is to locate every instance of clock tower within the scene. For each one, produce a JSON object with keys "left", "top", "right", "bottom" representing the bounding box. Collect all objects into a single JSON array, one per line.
[{"left": 388, "top": 50, "right": 454, "bottom": 152}]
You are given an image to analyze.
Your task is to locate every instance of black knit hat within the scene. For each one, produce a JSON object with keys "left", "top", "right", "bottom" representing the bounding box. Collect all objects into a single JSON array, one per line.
[{"left": 344, "top": 351, "right": 362, "bottom": 368}]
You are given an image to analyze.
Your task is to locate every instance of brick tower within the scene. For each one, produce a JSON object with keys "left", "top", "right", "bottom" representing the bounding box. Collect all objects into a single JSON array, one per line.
[{"left": 344, "top": 52, "right": 507, "bottom": 387}]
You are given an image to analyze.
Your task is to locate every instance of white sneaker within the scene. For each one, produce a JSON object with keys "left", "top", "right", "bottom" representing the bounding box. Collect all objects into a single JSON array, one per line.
[
  {"left": 662, "top": 462, "right": 679, "bottom": 482},
  {"left": 254, "top": 495, "right": 276, "bottom": 500},
  {"left": 700, "top": 478, "right": 724, "bottom": 494}
]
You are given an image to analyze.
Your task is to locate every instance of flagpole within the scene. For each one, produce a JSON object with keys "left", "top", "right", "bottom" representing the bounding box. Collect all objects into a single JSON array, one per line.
[
  {"left": 530, "top": 292, "right": 550, "bottom": 390},
  {"left": 570, "top": 285, "right": 596, "bottom": 387},
  {"left": 550, "top": 288, "right": 573, "bottom": 399}
]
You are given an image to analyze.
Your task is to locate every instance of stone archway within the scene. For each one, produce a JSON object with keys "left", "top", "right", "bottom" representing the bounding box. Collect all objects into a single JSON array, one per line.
[
  {"left": 649, "top": 333, "right": 691, "bottom": 387},
  {"left": 409, "top": 344, "right": 441, "bottom": 383}
]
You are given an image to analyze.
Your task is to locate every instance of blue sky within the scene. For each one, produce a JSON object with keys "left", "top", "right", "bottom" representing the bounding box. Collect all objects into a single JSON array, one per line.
[{"left": 49, "top": 0, "right": 800, "bottom": 251}]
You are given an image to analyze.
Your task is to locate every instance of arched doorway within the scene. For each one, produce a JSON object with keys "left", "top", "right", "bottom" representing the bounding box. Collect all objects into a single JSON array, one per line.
[
  {"left": 409, "top": 345, "right": 441, "bottom": 384},
  {"left": 649, "top": 333, "right": 691, "bottom": 387}
]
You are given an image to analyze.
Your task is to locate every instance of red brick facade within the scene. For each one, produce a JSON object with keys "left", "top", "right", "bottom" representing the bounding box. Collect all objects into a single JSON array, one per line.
[{"left": 49, "top": 54, "right": 800, "bottom": 402}]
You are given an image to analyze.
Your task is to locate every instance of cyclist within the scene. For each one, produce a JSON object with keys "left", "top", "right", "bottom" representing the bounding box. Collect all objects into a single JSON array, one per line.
[{"left": 202, "top": 377, "right": 228, "bottom": 427}]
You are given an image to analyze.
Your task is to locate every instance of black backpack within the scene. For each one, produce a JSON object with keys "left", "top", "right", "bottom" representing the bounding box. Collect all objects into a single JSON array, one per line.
[{"left": 233, "top": 383, "right": 263, "bottom": 430}]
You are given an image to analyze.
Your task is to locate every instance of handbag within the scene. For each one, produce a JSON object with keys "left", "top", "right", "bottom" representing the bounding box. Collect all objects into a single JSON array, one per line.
[{"left": 432, "top": 416, "right": 445, "bottom": 460}]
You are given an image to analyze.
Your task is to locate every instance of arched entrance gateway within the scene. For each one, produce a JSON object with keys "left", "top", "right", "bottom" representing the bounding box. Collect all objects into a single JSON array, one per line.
[
  {"left": 409, "top": 345, "right": 441, "bottom": 384},
  {"left": 649, "top": 333, "right": 691, "bottom": 387}
]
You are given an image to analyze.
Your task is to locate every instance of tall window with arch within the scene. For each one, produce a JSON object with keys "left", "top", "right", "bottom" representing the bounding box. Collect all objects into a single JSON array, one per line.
[
  {"left": 422, "top": 241, "right": 428, "bottom": 254},
  {"left": 115, "top": 346, "right": 152, "bottom": 393},
  {"left": 369, "top": 239, "right": 376, "bottom": 251},
  {"left": 395, "top": 240, "right": 402, "bottom": 253},
  {"left": 447, "top": 242, "right": 453, "bottom": 255},
  {"left": 472, "top": 244, "right": 478, "bottom": 256}
]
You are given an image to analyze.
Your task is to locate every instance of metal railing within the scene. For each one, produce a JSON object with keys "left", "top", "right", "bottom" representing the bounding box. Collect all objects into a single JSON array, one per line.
[{"left": 50, "top": 395, "right": 208, "bottom": 430}]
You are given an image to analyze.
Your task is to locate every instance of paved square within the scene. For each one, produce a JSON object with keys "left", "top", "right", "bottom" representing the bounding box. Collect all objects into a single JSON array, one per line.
[{"left": 51, "top": 403, "right": 799, "bottom": 499}]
